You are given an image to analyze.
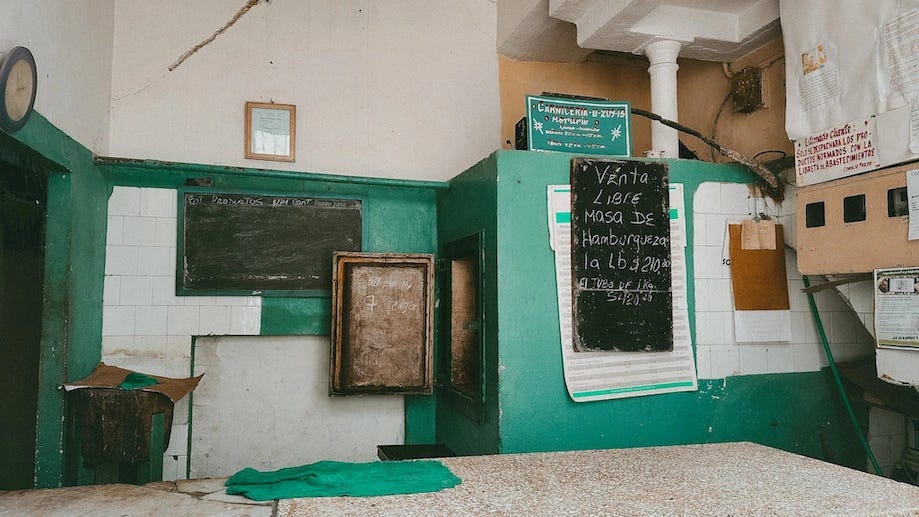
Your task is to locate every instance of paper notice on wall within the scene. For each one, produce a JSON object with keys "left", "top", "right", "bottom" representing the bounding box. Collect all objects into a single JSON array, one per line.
[
  {"left": 798, "top": 41, "right": 840, "bottom": 112},
  {"left": 794, "top": 117, "right": 880, "bottom": 186},
  {"left": 883, "top": 10, "right": 919, "bottom": 153},
  {"left": 874, "top": 267, "right": 919, "bottom": 349},
  {"left": 548, "top": 184, "right": 696, "bottom": 402},
  {"left": 908, "top": 170, "right": 919, "bottom": 240}
]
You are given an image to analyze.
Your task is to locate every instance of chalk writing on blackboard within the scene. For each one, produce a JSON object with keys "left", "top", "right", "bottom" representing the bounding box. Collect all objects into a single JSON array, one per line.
[
  {"left": 331, "top": 253, "right": 434, "bottom": 395},
  {"left": 180, "top": 191, "right": 362, "bottom": 294},
  {"left": 570, "top": 159, "right": 673, "bottom": 352}
]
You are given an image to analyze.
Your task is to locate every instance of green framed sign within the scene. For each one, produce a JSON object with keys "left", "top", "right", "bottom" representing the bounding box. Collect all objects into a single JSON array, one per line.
[{"left": 526, "top": 95, "right": 631, "bottom": 156}]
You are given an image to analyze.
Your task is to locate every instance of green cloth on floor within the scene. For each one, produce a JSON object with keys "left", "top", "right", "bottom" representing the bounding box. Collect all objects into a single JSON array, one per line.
[
  {"left": 117, "top": 372, "right": 159, "bottom": 390},
  {"left": 225, "top": 460, "right": 462, "bottom": 501}
]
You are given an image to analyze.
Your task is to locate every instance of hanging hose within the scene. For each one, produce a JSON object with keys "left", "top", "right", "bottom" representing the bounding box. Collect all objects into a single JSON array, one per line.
[{"left": 802, "top": 275, "right": 884, "bottom": 476}]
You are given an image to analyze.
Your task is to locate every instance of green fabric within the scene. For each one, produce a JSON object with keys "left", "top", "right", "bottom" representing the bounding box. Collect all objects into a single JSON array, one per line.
[
  {"left": 117, "top": 372, "right": 159, "bottom": 390},
  {"left": 225, "top": 460, "right": 461, "bottom": 501}
]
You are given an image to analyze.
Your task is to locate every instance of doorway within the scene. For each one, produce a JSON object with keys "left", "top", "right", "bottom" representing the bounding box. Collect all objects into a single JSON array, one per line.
[{"left": 0, "top": 158, "right": 46, "bottom": 489}]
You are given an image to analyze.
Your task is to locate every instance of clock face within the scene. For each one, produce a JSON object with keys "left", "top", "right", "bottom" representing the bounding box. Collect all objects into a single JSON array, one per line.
[
  {"left": 5, "top": 59, "right": 35, "bottom": 122},
  {"left": 0, "top": 46, "right": 37, "bottom": 132}
]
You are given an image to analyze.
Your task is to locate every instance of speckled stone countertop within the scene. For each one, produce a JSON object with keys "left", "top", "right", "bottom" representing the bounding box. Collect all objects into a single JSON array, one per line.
[{"left": 276, "top": 442, "right": 919, "bottom": 516}]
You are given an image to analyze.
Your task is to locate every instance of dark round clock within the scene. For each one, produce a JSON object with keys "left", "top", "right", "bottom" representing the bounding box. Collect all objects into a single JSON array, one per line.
[{"left": 0, "top": 46, "right": 37, "bottom": 133}]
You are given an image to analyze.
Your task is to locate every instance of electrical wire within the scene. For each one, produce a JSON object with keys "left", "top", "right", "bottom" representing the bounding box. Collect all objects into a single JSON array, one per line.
[
  {"left": 802, "top": 275, "right": 884, "bottom": 476},
  {"left": 752, "top": 150, "right": 788, "bottom": 161},
  {"left": 709, "top": 91, "right": 733, "bottom": 163}
]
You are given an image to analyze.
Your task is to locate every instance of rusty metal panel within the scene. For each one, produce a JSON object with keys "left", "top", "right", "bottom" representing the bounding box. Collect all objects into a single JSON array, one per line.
[{"left": 330, "top": 253, "right": 434, "bottom": 395}]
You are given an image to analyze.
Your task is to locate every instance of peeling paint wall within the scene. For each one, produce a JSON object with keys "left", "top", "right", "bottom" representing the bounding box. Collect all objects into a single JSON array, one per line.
[
  {"left": 108, "top": 0, "right": 501, "bottom": 181},
  {"left": 0, "top": 0, "right": 114, "bottom": 154}
]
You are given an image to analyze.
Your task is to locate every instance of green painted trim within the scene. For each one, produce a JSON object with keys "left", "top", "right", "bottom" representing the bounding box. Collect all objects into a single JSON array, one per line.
[
  {"left": 3, "top": 111, "right": 107, "bottom": 488},
  {"left": 96, "top": 156, "right": 450, "bottom": 190},
  {"left": 572, "top": 381, "right": 696, "bottom": 398}
]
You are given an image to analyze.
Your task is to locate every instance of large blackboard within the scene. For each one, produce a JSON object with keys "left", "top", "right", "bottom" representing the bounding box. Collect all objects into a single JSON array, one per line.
[
  {"left": 570, "top": 159, "right": 673, "bottom": 352},
  {"left": 180, "top": 191, "right": 362, "bottom": 294}
]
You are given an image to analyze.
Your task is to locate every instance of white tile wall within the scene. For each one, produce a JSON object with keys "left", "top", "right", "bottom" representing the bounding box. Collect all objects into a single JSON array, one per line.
[
  {"left": 102, "top": 186, "right": 263, "bottom": 480},
  {"left": 868, "top": 407, "right": 906, "bottom": 476},
  {"left": 693, "top": 182, "right": 875, "bottom": 378}
]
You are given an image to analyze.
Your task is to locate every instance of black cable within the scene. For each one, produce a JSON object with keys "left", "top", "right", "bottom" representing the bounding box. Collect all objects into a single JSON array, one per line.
[
  {"left": 709, "top": 91, "right": 733, "bottom": 163},
  {"left": 630, "top": 107, "right": 782, "bottom": 192}
]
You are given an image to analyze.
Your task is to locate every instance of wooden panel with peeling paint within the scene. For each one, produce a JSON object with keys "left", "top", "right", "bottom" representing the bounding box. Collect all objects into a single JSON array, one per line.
[{"left": 330, "top": 253, "right": 434, "bottom": 395}]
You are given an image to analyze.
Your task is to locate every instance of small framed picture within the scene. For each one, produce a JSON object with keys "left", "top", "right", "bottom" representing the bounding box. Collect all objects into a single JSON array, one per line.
[{"left": 245, "top": 101, "right": 296, "bottom": 162}]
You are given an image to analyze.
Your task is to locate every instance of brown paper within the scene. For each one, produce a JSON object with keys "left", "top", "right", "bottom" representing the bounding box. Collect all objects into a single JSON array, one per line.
[
  {"left": 64, "top": 362, "right": 202, "bottom": 403},
  {"left": 729, "top": 224, "right": 790, "bottom": 310},
  {"left": 741, "top": 219, "right": 776, "bottom": 250}
]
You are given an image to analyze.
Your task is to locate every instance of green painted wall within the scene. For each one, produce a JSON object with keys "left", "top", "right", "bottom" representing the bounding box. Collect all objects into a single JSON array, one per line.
[
  {"left": 435, "top": 155, "right": 501, "bottom": 455},
  {"left": 7, "top": 113, "right": 446, "bottom": 485},
  {"left": 101, "top": 160, "right": 442, "bottom": 444},
  {"left": 436, "top": 150, "right": 865, "bottom": 470},
  {"left": 2, "top": 114, "right": 108, "bottom": 487}
]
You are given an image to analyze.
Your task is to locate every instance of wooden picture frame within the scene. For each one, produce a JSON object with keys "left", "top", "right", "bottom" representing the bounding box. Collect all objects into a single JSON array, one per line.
[
  {"left": 330, "top": 252, "right": 434, "bottom": 395},
  {"left": 244, "top": 101, "right": 296, "bottom": 162}
]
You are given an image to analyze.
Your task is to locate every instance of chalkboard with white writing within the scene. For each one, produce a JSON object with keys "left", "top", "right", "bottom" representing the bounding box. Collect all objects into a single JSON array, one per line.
[
  {"left": 179, "top": 191, "right": 362, "bottom": 294},
  {"left": 570, "top": 159, "right": 673, "bottom": 352}
]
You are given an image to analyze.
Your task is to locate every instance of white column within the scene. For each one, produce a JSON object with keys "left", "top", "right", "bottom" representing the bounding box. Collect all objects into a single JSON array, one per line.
[{"left": 645, "top": 40, "right": 682, "bottom": 158}]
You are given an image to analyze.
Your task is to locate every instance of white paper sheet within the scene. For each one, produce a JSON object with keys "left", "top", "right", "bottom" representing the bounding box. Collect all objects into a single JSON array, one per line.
[
  {"left": 548, "top": 184, "right": 697, "bottom": 402},
  {"left": 875, "top": 267, "right": 919, "bottom": 349},
  {"left": 908, "top": 169, "right": 919, "bottom": 240}
]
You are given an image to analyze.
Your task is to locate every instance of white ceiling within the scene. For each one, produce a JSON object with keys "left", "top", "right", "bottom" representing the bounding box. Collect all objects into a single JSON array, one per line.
[{"left": 498, "top": 0, "right": 780, "bottom": 62}]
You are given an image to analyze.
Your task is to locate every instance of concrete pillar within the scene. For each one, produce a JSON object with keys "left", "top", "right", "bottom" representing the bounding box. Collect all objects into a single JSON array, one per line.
[{"left": 645, "top": 40, "right": 682, "bottom": 158}]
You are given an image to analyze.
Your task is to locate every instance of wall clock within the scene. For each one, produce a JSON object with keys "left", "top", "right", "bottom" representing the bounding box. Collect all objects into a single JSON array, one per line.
[{"left": 0, "top": 46, "right": 37, "bottom": 133}]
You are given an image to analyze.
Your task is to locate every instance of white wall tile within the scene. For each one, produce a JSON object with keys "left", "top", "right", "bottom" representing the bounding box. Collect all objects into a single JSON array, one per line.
[
  {"left": 103, "top": 276, "right": 121, "bottom": 306},
  {"left": 109, "top": 186, "right": 141, "bottom": 216},
  {"left": 199, "top": 306, "right": 230, "bottom": 336},
  {"left": 173, "top": 397, "right": 191, "bottom": 426},
  {"left": 105, "top": 245, "right": 138, "bottom": 275},
  {"left": 231, "top": 306, "right": 261, "bottom": 335},
  {"left": 738, "top": 345, "right": 769, "bottom": 374},
  {"left": 694, "top": 246, "right": 726, "bottom": 279},
  {"left": 106, "top": 216, "right": 123, "bottom": 245},
  {"left": 101, "top": 335, "right": 134, "bottom": 358},
  {"left": 152, "top": 276, "right": 180, "bottom": 306},
  {"left": 721, "top": 183, "right": 751, "bottom": 215},
  {"left": 788, "top": 279, "right": 808, "bottom": 312},
  {"left": 695, "top": 347, "right": 712, "bottom": 379},
  {"left": 120, "top": 276, "right": 153, "bottom": 306},
  {"left": 814, "top": 289, "right": 849, "bottom": 313},
  {"left": 102, "top": 306, "right": 135, "bottom": 336},
  {"left": 709, "top": 279, "right": 734, "bottom": 310},
  {"left": 694, "top": 279, "right": 710, "bottom": 311},
  {"left": 792, "top": 342, "right": 823, "bottom": 372},
  {"left": 766, "top": 345, "right": 795, "bottom": 373},
  {"left": 831, "top": 312, "right": 861, "bottom": 345},
  {"left": 693, "top": 183, "right": 721, "bottom": 214},
  {"left": 155, "top": 217, "right": 178, "bottom": 247},
  {"left": 709, "top": 345, "right": 740, "bottom": 378},
  {"left": 140, "top": 188, "right": 177, "bottom": 218},
  {"left": 703, "top": 214, "right": 729, "bottom": 246},
  {"left": 137, "top": 246, "right": 175, "bottom": 276},
  {"left": 135, "top": 306, "right": 168, "bottom": 336},
  {"left": 122, "top": 216, "right": 156, "bottom": 246},
  {"left": 167, "top": 335, "right": 192, "bottom": 360},
  {"left": 696, "top": 312, "right": 731, "bottom": 345},
  {"left": 162, "top": 455, "right": 180, "bottom": 482},
  {"left": 164, "top": 424, "right": 189, "bottom": 456},
  {"left": 168, "top": 306, "right": 200, "bottom": 335},
  {"left": 133, "top": 335, "right": 168, "bottom": 359}
]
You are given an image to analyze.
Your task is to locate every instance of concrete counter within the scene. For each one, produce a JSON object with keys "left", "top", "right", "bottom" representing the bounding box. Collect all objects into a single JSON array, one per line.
[{"left": 278, "top": 442, "right": 919, "bottom": 516}]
